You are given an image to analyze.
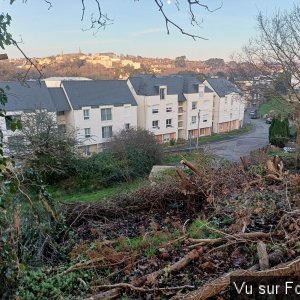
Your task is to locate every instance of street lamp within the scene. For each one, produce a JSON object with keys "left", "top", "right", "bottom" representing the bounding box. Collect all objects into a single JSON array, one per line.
[{"left": 0, "top": 54, "right": 8, "bottom": 60}]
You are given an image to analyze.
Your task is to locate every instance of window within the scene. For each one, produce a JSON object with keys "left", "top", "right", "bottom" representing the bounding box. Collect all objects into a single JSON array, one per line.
[
  {"left": 163, "top": 134, "right": 170, "bottom": 142},
  {"left": 166, "top": 119, "right": 172, "bottom": 128},
  {"left": 191, "top": 116, "right": 197, "bottom": 124},
  {"left": 203, "top": 114, "right": 208, "bottom": 123},
  {"left": 152, "top": 106, "right": 159, "bottom": 114},
  {"left": 101, "top": 108, "right": 112, "bottom": 121},
  {"left": 83, "top": 145, "right": 90, "bottom": 156},
  {"left": 102, "top": 126, "right": 113, "bottom": 138},
  {"left": 83, "top": 109, "right": 90, "bottom": 120},
  {"left": 204, "top": 100, "right": 209, "bottom": 110},
  {"left": 152, "top": 120, "right": 159, "bottom": 129},
  {"left": 192, "top": 102, "right": 197, "bottom": 110},
  {"left": 125, "top": 123, "right": 130, "bottom": 130},
  {"left": 166, "top": 105, "right": 172, "bottom": 112},
  {"left": 159, "top": 87, "right": 166, "bottom": 100},
  {"left": 84, "top": 128, "right": 91, "bottom": 138},
  {"left": 57, "top": 111, "right": 65, "bottom": 116}
]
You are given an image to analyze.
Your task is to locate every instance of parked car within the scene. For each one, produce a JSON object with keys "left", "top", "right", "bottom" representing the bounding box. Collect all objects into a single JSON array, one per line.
[
  {"left": 266, "top": 117, "right": 273, "bottom": 124},
  {"left": 283, "top": 147, "right": 296, "bottom": 153},
  {"left": 249, "top": 109, "right": 257, "bottom": 115},
  {"left": 249, "top": 109, "right": 258, "bottom": 119}
]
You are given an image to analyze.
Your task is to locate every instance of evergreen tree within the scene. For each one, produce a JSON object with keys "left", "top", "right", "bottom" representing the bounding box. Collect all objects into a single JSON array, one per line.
[{"left": 269, "top": 117, "right": 290, "bottom": 147}]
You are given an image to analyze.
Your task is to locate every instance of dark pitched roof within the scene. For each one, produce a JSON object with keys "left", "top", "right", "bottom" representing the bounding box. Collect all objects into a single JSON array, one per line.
[
  {"left": 181, "top": 75, "right": 213, "bottom": 93},
  {"left": 0, "top": 81, "right": 55, "bottom": 112},
  {"left": 129, "top": 75, "right": 185, "bottom": 100},
  {"left": 48, "top": 88, "right": 71, "bottom": 111},
  {"left": 129, "top": 75, "right": 187, "bottom": 101},
  {"left": 61, "top": 80, "right": 137, "bottom": 109},
  {"left": 206, "top": 78, "right": 242, "bottom": 97},
  {"left": 129, "top": 75, "right": 213, "bottom": 101}
]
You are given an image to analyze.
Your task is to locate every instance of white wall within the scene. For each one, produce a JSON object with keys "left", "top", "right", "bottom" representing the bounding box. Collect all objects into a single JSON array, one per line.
[
  {"left": 184, "top": 85, "right": 214, "bottom": 139},
  {"left": 127, "top": 80, "right": 178, "bottom": 139},
  {"left": 145, "top": 93, "right": 178, "bottom": 138},
  {"left": 73, "top": 104, "right": 137, "bottom": 146}
]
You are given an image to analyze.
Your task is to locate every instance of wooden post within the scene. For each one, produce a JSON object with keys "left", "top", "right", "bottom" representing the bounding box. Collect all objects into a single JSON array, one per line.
[{"left": 196, "top": 109, "right": 200, "bottom": 149}]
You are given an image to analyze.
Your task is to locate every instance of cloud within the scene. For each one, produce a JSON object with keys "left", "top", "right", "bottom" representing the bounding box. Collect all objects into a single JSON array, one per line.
[{"left": 130, "top": 28, "right": 164, "bottom": 37}]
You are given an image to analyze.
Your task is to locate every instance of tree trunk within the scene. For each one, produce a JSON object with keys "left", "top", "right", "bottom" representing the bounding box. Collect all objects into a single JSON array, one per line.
[{"left": 296, "top": 114, "right": 300, "bottom": 168}]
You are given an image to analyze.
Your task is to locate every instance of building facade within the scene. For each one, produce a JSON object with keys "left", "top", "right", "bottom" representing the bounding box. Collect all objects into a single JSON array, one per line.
[
  {"left": 0, "top": 76, "right": 244, "bottom": 157},
  {"left": 204, "top": 78, "right": 245, "bottom": 134}
]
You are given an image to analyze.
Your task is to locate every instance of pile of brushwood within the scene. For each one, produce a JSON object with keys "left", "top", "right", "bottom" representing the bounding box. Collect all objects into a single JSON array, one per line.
[{"left": 29, "top": 149, "right": 300, "bottom": 299}]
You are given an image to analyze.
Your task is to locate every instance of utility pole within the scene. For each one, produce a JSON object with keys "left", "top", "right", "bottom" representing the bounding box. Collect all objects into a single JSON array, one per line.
[{"left": 196, "top": 109, "right": 200, "bottom": 149}]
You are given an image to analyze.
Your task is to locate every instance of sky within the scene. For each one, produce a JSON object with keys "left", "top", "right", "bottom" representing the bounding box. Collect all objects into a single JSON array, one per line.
[{"left": 0, "top": 0, "right": 297, "bottom": 61}]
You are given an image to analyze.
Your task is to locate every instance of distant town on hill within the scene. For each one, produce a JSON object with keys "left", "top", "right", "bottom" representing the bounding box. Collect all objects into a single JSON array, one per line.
[{"left": 0, "top": 52, "right": 240, "bottom": 81}]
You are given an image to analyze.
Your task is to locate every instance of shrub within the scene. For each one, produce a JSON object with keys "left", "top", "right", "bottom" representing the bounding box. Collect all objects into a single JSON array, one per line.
[
  {"left": 109, "top": 128, "right": 163, "bottom": 178},
  {"left": 73, "top": 152, "right": 125, "bottom": 187},
  {"left": 269, "top": 117, "right": 290, "bottom": 147}
]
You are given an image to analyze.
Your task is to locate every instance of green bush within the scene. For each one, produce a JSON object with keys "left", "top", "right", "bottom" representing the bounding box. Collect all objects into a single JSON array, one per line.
[
  {"left": 269, "top": 117, "right": 290, "bottom": 147},
  {"left": 73, "top": 152, "right": 125, "bottom": 188},
  {"left": 109, "top": 128, "right": 163, "bottom": 178}
]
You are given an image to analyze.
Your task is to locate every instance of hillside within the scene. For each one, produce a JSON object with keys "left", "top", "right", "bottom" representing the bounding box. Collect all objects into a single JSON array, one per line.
[{"left": 1, "top": 52, "right": 236, "bottom": 81}]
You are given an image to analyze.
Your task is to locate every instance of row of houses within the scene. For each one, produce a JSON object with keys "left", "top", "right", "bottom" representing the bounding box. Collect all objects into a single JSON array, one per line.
[{"left": 0, "top": 75, "right": 245, "bottom": 156}]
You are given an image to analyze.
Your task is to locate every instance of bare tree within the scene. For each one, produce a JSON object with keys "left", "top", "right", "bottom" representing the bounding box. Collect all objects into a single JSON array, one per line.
[
  {"left": 239, "top": 5, "right": 300, "bottom": 162},
  {"left": 7, "top": 110, "right": 79, "bottom": 182}
]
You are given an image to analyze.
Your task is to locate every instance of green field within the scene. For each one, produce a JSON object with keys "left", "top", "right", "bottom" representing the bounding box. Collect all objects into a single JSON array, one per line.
[{"left": 259, "top": 98, "right": 294, "bottom": 117}]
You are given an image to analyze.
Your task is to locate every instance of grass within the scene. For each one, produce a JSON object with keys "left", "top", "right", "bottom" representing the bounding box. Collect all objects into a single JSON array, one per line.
[
  {"left": 164, "top": 150, "right": 205, "bottom": 164},
  {"left": 258, "top": 98, "right": 294, "bottom": 118},
  {"left": 187, "top": 219, "right": 220, "bottom": 239},
  {"left": 268, "top": 151, "right": 297, "bottom": 158},
  {"left": 116, "top": 230, "right": 181, "bottom": 257},
  {"left": 49, "top": 178, "right": 148, "bottom": 203}
]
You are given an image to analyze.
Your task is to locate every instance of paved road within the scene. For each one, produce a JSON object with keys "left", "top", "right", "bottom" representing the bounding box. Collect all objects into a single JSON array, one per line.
[{"left": 205, "top": 117, "right": 269, "bottom": 161}]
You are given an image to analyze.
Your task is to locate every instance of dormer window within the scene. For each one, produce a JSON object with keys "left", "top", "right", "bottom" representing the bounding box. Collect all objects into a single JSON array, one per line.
[{"left": 159, "top": 87, "right": 166, "bottom": 100}]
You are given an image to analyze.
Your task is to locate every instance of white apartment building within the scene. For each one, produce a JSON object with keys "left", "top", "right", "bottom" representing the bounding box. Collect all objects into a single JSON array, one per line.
[
  {"left": 180, "top": 76, "right": 214, "bottom": 140},
  {"left": 128, "top": 75, "right": 215, "bottom": 142},
  {"left": 204, "top": 78, "right": 245, "bottom": 133},
  {"left": 0, "top": 76, "right": 244, "bottom": 156},
  {"left": 0, "top": 80, "right": 137, "bottom": 157},
  {"left": 128, "top": 75, "right": 182, "bottom": 143},
  {"left": 48, "top": 80, "right": 138, "bottom": 155}
]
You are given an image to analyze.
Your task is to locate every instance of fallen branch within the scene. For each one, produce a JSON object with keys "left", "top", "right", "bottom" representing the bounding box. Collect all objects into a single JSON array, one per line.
[
  {"left": 94, "top": 283, "right": 195, "bottom": 293},
  {"left": 176, "top": 257, "right": 300, "bottom": 300},
  {"left": 181, "top": 159, "right": 201, "bottom": 175},
  {"left": 188, "top": 231, "right": 272, "bottom": 248},
  {"left": 85, "top": 249, "right": 200, "bottom": 300}
]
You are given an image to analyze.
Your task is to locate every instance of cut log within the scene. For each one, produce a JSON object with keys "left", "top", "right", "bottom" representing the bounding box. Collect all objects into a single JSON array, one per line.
[
  {"left": 188, "top": 231, "right": 272, "bottom": 248},
  {"left": 257, "top": 241, "right": 269, "bottom": 270},
  {"left": 174, "top": 257, "right": 300, "bottom": 300}
]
